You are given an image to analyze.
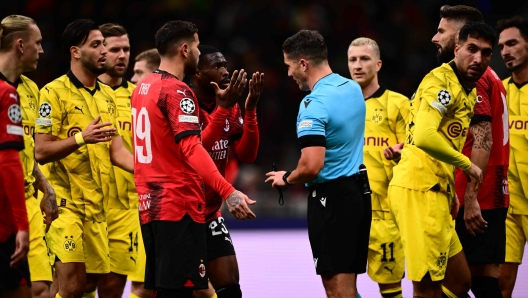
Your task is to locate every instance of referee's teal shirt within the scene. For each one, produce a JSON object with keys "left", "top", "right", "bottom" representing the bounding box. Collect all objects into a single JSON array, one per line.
[{"left": 296, "top": 73, "right": 365, "bottom": 186}]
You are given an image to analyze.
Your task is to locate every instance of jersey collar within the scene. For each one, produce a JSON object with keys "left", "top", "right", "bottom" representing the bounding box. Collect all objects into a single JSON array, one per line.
[
  {"left": 448, "top": 61, "right": 472, "bottom": 95},
  {"left": 365, "top": 86, "right": 386, "bottom": 101},
  {"left": 98, "top": 78, "right": 129, "bottom": 90},
  {"left": 508, "top": 77, "right": 528, "bottom": 89},
  {"left": 67, "top": 70, "right": 100, "bottom": 95},
  {"left": 0, "top": 72, "right": 21, "bottom": 88}
]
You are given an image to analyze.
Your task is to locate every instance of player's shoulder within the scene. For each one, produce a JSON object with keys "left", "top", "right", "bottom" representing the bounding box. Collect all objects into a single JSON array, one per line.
[
  {"left": 41, "top": 74, "right": 69, "bottom": 93},
  {"left": 127, "top": 80, "right": 136, "bottom": 92},
  {"left": 0, "top": 79, "right": 16, "bottom": 93},
  {"left": 386, "top": 89, "right": 409, "bottom": 102},
  {"left": 19, "top": 75, "right": 39, "bottom": 90}
]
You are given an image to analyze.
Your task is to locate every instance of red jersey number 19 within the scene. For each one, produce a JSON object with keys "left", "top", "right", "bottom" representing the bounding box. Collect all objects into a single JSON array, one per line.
[{"left": 132, "top": 107, "right": 152, "bottom": 164}]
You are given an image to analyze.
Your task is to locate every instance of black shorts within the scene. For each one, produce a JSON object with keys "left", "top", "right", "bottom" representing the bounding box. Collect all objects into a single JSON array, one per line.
[
  {"left": 307, "top": 176, "right": 372, "bottom": 275},
  {"left": 206, "top": 216, "right": 236, "bottom": 261},
  {"left": 455, "top": 206, "right": 507, "bottom": 264},
  {"left": 141, "top": 214, "right": 208, "bottom": 291},
  {"left": 0, "top": 234, "right": 31, "bottom": 290}
]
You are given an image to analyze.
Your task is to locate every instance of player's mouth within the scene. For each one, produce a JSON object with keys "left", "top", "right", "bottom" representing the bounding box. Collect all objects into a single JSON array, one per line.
[
  {"left": 98, "top": 57, "right": 106, "bottom": 65},
  {"left": 353, "top": 72, "right": 365, "bottom": 78},
  {"left": 115, "top": 63, "right": 126, "bottom": 70},
  {"left": 468, "top": 65, "right": 482, "bottom": 75},
  {"left": 504, "top": 56, "right": 515, "bottom": 64},
  {"left": 220, "top": 78, "right": 230, "bottom": 89}
]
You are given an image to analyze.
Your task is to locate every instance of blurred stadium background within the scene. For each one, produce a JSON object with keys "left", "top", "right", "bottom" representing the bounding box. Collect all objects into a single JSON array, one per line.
[{"left": 3, "top": 0, "right": 528, "bottom": 296}]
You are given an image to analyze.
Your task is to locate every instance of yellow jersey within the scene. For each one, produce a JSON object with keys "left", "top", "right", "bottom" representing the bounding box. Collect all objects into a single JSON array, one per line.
[
  {"left": 364, "top": 87, "right": 409, "bottom": 212},
  {"left": 35, "top": 71, "right": 119, "bottom": 221},
  {"left": 504, "top": 77, "right": 528, "bottom": 214},
  {"left": 390, "top": 62, "right": 474, "bottom": 199},
  {"left": 105, "top": 79, "right": 137, "bottom": 209}
]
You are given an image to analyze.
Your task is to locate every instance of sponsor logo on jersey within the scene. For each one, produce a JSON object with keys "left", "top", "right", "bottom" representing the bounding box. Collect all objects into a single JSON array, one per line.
[
  {"left": 446, "top": 122, "right": 467, "bottom": 138},
  {"left": 67, "top": 127, "right": 82, "bottom": 138},
  {"left": 384, "top": 266, "right": 395, "bottom": 275},
  {"left": 36, "top": 118, "right": 52, "bottom": 126},
  {"left": 139, "top": 193, "right": 152, "bottom": 211},
  {"left": 298, "top": 120, "right": 313, "bottom": 129},
  {"left": 210, "top": 139, "right": 229, "bottom": 160},
  {"left": 38, "top": 102, "right": 52, "bottom": 117},
  {"left": 7, "top": 125, "right": 23, "bottom": 136},
  {"left": 364, "top": 136, "right": 389, "bottom": 147},
  {"left": 509, "top": 118, "right": 528, "bottom": 131},
  {"left": 225, "top": 237, "right": 233, "bottom": 245},
  {"left": 179, "top": 115, "right": 198, "bottom": 123},
  {"left": 430, "top": 100, "right": 447, "bottom": 115},
  {"left": 9, "top": 93, "right": 18, "bottom": 101},
  {"left": 7, "top": 104, "right": 22, "bottom": 123},
  {"left": 476, "top": 95, "right": 483, "bottom": 103},
  {"left": 180, "top": 98, "right": 195, "bottom": 114},
  {"left": 138, "top": 83, "right": 150, "bottom": 95}
]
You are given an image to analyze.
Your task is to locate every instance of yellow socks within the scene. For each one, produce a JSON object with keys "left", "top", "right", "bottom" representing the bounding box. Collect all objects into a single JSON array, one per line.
[
  {"left": 55, "top": 294, "right": 63, "bottom": 298},
  {"left": 130, "top": 294, "right": 142, "bottom": 298},
  {"left": 381, "top": 286, "right": 402, "bottom": 298},
  {"left": 82, "top": 291, "right": 96, "bottom": 298},
  {"left": 441, "top": 285, "right": 458, "bottom": 298}
]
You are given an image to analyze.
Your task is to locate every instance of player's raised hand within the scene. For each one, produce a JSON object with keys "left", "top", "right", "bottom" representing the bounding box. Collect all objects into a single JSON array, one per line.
[
  {"left": 462, "top": 162, "right": 483, "bottom": 192},
  {"left": 226, "top": 190, "right": 256, "bottom": 220},
  {"left": 245, "top": 72, "right": 265, "bottom": 111},
  {"left": 82, "top": 115, "right": 116, "bottom": 144},
  {"left": 383, "top": 142, "right": 404, "bottom": 160},
  {"left": 10, "top": 230, "right": 29, "bottom": 268},
  {"left": 213, "top": 69, "right": 247, "bottom": 110}
]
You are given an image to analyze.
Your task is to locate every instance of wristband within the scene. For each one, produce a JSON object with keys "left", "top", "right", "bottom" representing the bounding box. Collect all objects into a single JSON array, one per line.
[
  {"left": 283, "top": 171, "right": 293, "bottom": 186},
  {"left": 75, "top": 132, "right": 86, "bottom": 146}
]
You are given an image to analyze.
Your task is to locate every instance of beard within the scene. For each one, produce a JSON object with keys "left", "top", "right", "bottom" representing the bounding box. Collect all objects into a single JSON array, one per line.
[
  {"left": 437, "top": 40, "right": 456, "bottom": 64},
  {"left": 81, "top": 55, "right": 107, "bottom": 76},
  {"left": 106, "top": 63, "right": 127, "bottom": 78},
  {"left": 184, "top": 53, "right": 199, "bottom": 76}
]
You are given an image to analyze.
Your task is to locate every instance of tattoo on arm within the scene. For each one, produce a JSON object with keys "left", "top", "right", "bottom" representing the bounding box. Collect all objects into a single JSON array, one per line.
[
  {"left": 227, "top": 191, "right": 242, "bottom": 207},
  {"left": 471, "top": 121, "right": 492, "bottom": 152},
  {"left": 32, "top": 160, "right": 48, "bottom": 192}
]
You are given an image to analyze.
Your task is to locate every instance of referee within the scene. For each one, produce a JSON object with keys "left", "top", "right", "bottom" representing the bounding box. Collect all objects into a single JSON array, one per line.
[{"left": 266, "top": 29, "right": 369, "bottom": 298}]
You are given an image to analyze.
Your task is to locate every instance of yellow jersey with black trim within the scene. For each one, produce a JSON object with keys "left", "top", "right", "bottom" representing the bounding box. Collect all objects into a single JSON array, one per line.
[
  {"left": 35, "top": 71, "right": 120, "bottom": 221},
  {"left": 390, "top": 62, "right": 476, "bottom": 198},
  {"left": 106, "top": 79, "right": 137, "bottom": 209},
  {"left": 364, "top": 87, "right": 410, "bottom": 212},
  {"left": 0, "top": 73, "right": 39, "bottom": 199},
  {"left": 504, "top": 77, "right": 528, "bottom": 214}
]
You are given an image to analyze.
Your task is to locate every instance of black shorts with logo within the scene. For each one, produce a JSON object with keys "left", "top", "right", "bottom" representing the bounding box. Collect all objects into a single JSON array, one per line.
[
  {"left": 455, "top": 206, "right": 507, "bottom": 264},
  {"left": 206, "top": 216, "right": 236, "bottom": 261},
  {"left": 0, "top": 233, "right": 31, "bottom": 290},
  {"left": 141, "top": 214, "right": 208, "bottom": 291},
  {"left": 307, "top": 175, "right": 372, "bottom": 275}
]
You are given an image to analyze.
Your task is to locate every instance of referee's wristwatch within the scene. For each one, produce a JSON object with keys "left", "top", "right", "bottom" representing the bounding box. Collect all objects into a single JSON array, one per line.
[{"left": 282, "top": 171, "right": 293, "bottom": 186}]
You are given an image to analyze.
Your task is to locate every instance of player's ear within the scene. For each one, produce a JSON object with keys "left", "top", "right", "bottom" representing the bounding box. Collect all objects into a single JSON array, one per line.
[
  {"left": 181, "top": 43, "right": 189, "bottom": 58},
  {"left": 71, "top": 46, "right": 81, "bottom": 60},
  {"left": 454, "top": 43, "right": 460, "bottom": 58},
  {"left": 300, "top": 58, "right": 308, "bottom": 72},
  {"left": 376, "top": 59, "right": 382, "bottom": 71}
]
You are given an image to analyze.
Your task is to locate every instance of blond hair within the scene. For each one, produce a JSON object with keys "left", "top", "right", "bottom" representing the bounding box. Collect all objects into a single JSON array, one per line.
[
  {"left": 135, "top": 48, "right": 160, "bottom": 68},
  {"left": 0, "top": 15, "right": 36, "bottom": 52},
  {"left": 349, "top": 37, "right": 380, "bottom": 59}
]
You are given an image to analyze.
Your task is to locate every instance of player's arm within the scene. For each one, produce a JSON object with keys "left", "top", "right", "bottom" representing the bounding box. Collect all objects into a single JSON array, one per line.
[
  {"left": 232, "top": 72, "right": 264, "bottom": 163},
  {"left": 33, "top": 160, "right": 58, "bottom": 232},
  {"left": 110, "top": 136, "right": 134, "bottom": 173}
]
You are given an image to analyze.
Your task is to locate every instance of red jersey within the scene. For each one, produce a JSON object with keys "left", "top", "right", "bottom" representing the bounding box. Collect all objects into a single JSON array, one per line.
[
  {"left": 132, "top": 70, "right": 206, "bottom": 224},
  {"left": 199, "top": 103, "right": 244, "bottom": 221},
  {"left": 0, "top": 79, "right": 28, "bottom": 242},
  {"left": 456, "top": 67, "right": 510, "bottom": 209}
]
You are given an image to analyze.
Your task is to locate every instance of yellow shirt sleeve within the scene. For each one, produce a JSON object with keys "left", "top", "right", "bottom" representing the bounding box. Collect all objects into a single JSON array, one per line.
[{"left": 35, "top": 85, "right": 63, "bottom": 137}]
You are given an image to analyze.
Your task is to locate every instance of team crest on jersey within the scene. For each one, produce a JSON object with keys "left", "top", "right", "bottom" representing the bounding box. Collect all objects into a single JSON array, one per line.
[
  {"left": 224, "top": 119, "right": 230, "bottom": 132},
  {"left": 39, "top": 102, "right": 52, "bottom": 117},
  {"left": 7, "top": 104, "right": 22, "bottom": 123},
  {"left": 198, "top": 262, "right": 206, "bottom": 277},
  {"left": 107, "top": 104, "right": 116, "bottom": 115},
  {"left": 28, "top": 98, "right": 36, "bottom": 110},
  {"left": 239, "top": 117, "right": 243, "bottom": 124},
  {"left": 180, "top": 98, "right": 195, "bottom": 114},
  {"left": 372, "top": 109, "right": 383, "bottom": 124},
  {"left": 436, "top": 252, "right": 447, "bottom": 269},
  {"left": 437, "top": 90, "right": 451, "bottom": 106},
  {"left": 64, "top": 236, "right": 77, "bottom": 252}
]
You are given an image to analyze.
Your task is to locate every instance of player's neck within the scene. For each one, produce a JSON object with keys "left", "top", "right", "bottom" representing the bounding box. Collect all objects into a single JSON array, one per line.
[
  {"left": 71, "top": 63, "right": 98, "bottom": 88},
  {"left": 512, "top": 65, "right": 528, "bottom": 84},
  {"left": 98, "top": 73, "right": 122, "bottom": 87},
  {"left": 158, "top": 57, "right": 185, "bottom": 81},
  {"left": 308, "top": 64, "right": 333, "bottom": 91},
  {"left": 361, "top": 79, "right": 380, "bottom": 99},
  {"left": 194, "top": 86, "right": 216, "bottom": 106},
  {"left": 0, "top": 53, "right": 23, "bottom": 83}
]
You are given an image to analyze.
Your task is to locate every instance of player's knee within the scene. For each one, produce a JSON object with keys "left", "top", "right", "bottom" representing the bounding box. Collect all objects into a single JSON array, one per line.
[
  {"left": 131, "top": 282, "right": 154, "bottom": 298},
  {"left": 31, "top": 281, "right": 50, "bottom": 298},
  {"left": 84, "top": 281, "right": 98, "bottom": 294},
  {"left": 215, "top": 284, "right": 241, "bottom": 298}
]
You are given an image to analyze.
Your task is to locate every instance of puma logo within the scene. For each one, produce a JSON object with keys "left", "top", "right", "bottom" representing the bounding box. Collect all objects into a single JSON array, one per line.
[
  {"left": 177, "top": 89, "right": 187, "bottom": 96},
  {"left": 74, "top": 106, "right": 84, "bottom": 114},
  {"left": 384, "top": 266, "right": 394, "bottom": 275},
  {"left": 130, "top": 257, "right": 136, "bottom": 264}
]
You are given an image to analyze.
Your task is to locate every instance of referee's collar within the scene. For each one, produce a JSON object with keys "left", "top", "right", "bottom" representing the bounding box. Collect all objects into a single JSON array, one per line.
[
  {"left": 0, "top": 71, "right": 21, "bottom": 88},
  {"left": 67, "top": 70, "right": 100, "bottom": 95},
  {"left": 448, "top": 61, "right": 472, "bottom": 95},
  {"left": 365, "top": 86, "right": 386, "bottom": 101}
]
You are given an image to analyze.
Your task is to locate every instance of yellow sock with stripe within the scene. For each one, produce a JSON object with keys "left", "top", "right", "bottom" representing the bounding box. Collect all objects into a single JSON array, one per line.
[
  {"left": 82, "top": 291, "right": 96, "bottom": 298},
  {"left": 130, "top": 294, "right": 141, "bottom": 298},
  {"left": 380, "top": 287, "right": 402, "bottom": 298},
  {"left": 211, "top": 294, "right": 218, "bottom": 298},
  {"left": 441, "top": 285, "right": 458, "bottom": 298},
  {"left": 55, "top": 294, "right": 63, "bottom": 298}
]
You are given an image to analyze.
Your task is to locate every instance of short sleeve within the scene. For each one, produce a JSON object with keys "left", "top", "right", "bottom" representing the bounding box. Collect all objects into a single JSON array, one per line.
[
  {"left": 157, "top": 85, "right": 201, "bottom": 142},
  {"left": 35, "top": 86, "right": 62, "bottom": 137},
  {"left": 296, "top": 97, "right": 327, "bottom": 138},
  {"left": 0, "top": 85, "right": 24, "bottom": 150}
]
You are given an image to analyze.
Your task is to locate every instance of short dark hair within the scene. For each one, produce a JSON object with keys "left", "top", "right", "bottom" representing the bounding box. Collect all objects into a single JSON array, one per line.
[
  {"left": 197, "top": 44, "right": 221, "bottom": 68},
  {"left": 282, "top": 30, "right": 328, "bottom": 64},
  {"left": 135, "top": 48, "right": 160, "bottom": 68},
  {"left": 439, "top": 5, "right": 484, "bottom": 23},
  {"left": 99, "top": 23, "right": 127, "bottom": 38},
  {"left": 154, "top": 20, "right": 198, "bottom": 56},
  {"left": 497, "top": 16, "right": 528, "bottom": 41},
  {"left": 61, "top": 19, "right": 99, "bottom": 54},
  {"left": 458, "top": 22, "right": 496, "bottom": 47}
]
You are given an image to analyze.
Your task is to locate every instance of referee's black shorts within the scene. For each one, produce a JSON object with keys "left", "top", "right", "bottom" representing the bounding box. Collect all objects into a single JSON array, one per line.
[
  {"left": 455, "top": 206, "right": 507, "bottom": 264},
  {"left": 307, "top": 175, "right": 372, "bottom": 275}
]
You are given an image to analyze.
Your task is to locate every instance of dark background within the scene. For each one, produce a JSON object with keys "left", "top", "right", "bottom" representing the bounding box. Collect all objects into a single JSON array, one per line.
[{"left": 3, "top": 0, "right": 527, "bottom": 227}]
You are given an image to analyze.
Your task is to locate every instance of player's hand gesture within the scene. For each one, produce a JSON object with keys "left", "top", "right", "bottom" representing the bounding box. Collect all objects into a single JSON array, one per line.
[
  {"left": 213, "top": 69, "right": 247, "bottom": 110},
  {"left": 384, "top": 142, "right": 404, "bottom": 160},
  {"left": 462, "top": 162, "right": 483, "bottom": 191},
  {"left": 40, "top": 185, "right": 58, "bottom": 232},
  {"left": 10, "top": 230, "right": 29, "bottom": 268},
  {"left": 82, "top": 115, "right": 116, "bottom": 144},
  {"left": 245, "top": 72, "right": 265, "bottom": 111},
  {"left": 463, "top": 182, "right": 488, "bottom": 237},
  {"left": 226, "top": 190, "right": 256, "bottom": 220}
]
